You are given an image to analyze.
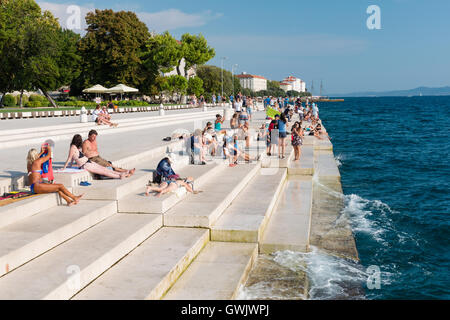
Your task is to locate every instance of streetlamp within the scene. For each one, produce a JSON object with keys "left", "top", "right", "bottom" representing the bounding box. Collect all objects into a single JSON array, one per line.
[
  {"left": 232, "top": 64, "right": 238, "bottom": 97},
  {"left": 221, "top": 57, "right": 227, "bottom": 102}
]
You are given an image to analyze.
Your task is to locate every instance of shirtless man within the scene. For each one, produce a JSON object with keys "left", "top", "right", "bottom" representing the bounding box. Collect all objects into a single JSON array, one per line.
[{"left": 82, "top": 129, "right": 135, "bottom": 175}]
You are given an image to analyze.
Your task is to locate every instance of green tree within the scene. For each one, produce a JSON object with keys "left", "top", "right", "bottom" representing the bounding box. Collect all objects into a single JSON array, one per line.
[
  {"left": 166, "top": 75, "right": 187, "bottom": 102},
  {"left": 178, "top": 33, "right": 215, "bottom": 77},
  {"left": 286, "top": 90, "right": 301, "bottom": 97},
  {"left": 187, "top": 77, "right": 204, "bottom": 96},
  {"left": 196, "top": 65, "right": 241, "bottom": 97},
  {"left": 147, "top": 31, "right": 183, "bottom": 74},
  {"left": 0, "top": 0, "right": 41, "bottom": 106},
  {"left": 74, "top": 9, "right": 151, "bottom": 95},
  {"left": 0, "top": 0, "right": 81, "bottom": 107}
]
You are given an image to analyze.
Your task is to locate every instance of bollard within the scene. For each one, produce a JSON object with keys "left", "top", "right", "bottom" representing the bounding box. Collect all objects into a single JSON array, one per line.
[
  {"left": 80, "top": 106, "right": 88, "bottom": 123},
  {"left": 159, "top": 103, "right": 165, "bottom": 116}
]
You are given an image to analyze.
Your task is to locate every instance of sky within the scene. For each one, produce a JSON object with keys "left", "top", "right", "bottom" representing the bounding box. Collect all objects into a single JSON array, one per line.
[{"left": 37, "top": 0, "right": 450, "bottom": 94}]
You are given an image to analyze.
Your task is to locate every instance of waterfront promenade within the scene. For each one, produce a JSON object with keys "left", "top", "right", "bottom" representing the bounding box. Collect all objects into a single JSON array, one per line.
[{"left": 0, "top": 106, "right": 357, "bottom": 300}]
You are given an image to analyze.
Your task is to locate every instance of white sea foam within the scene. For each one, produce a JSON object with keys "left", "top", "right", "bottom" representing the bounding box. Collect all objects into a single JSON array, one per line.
[
  {"left": 335, "top": 154, "right": 344, "bottom": 167},
  {"left": 274, "top": 248, "right": 367, "bottom": 300}
]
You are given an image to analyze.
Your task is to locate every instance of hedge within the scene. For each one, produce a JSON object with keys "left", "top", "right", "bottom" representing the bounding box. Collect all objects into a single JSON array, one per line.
[{"left": 3, "top": 94, "right": 16, "bottom": 107}]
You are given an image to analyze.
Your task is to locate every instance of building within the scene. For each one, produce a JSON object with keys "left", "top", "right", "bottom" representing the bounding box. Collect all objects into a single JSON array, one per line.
[
  {"left": 236, "top": 72, "right": 267, "bottom": 92},
  {"left": 279, "top": 76, "right": 306, "bottom": 93}
]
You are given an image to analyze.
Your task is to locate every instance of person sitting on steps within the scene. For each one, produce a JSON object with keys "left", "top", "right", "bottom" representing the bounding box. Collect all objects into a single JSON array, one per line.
[
  {"left": 63, "top": 134, "right": 131, "bottom": 179},
  {"left": 27, "top": 146, "right": 83, "bottom": 206},
  {"left": 82, "top": 129, "right": 135, "bottom": 176}
]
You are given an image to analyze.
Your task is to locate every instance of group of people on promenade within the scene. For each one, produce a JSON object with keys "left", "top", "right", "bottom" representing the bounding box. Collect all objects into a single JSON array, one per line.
[
  {"left": 24, "top": 95, "right": 330, "bottom": 206},
  {"left": 26, "top": 129, "right": 135, "bottom": 206}
]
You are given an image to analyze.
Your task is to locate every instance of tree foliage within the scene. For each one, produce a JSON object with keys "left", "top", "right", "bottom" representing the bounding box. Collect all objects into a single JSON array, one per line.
[
  {"left": 179, "top": 33, "right": 215, "bottom": 75},
  {"left": 196, "top": 65, "right": 241, "bottom": 97},
  {"left": 187, "top": 77, "right": 204, "bottom": 96},
  {"left": 73, "top": 9, "right": 151, "bottom": 94},
  {"left": 0, "top": 0, "right": 80, "bottom": 107}
]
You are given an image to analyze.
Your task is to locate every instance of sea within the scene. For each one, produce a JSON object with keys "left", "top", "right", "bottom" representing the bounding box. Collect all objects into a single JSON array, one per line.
[{"left": 239, "top": 96, "right": 449, "bottom": 300}]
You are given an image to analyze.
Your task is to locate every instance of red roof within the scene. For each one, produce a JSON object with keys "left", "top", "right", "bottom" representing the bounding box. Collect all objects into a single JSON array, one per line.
[
  {"left": 236, "top": 74, "right": 266, "bottom": 80},
  {"left": 280, "top": 82, "right": 291, "bottom": 86}
]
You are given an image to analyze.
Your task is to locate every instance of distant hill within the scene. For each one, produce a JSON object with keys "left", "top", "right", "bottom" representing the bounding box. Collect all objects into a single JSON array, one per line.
[{"left": 329, "top": 86, "right": 450, "bottom": 97}]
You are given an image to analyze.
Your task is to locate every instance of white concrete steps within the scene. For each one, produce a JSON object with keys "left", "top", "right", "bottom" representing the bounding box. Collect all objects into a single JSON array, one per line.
[
  {"left": 118, "top": 162, "right": 226, "bottom": 214},
  {"left": 73, "top": 227, "right": 209, "bottom": 300},
  {"left": 0, "top": 110, "right": 222, "bottom": 150},
  {"left": 288, "top": 145, "right": 314, "bottom": 175},
  {"left": 163, "top": 242, "right": 258, "bottom": 300},
  {"left": 315, "top": 150, "right": 341, "bottom": 181},
  {"left": 259, "top": 176, "right": 313, "bottom": 253},
  {"left": 53, "top": 169, "right": 93, "bottom": 188},
  {"left": 211, "top": 169, "right": 287, "bottom": 243},
  {"left": 71, "top": 152, "right": 189, "bottom": 201},
  {"left": 163, "top": 163, "right": 261, "bottom": 228},
  {"left": 0, "top": 200, "right": 116, "bottom": 277},
  {"left": 314, "top": 137, "right": 333, "bottom": 151},
  {"left": 71, "top": 169, "right": 155, "bottom": 200},
  {"left": 0, "top": 193, "right": 59, "bottom": 229},
  {"left": 0, "top": 214, "right": 161, "bottom": 299},
  {"left": 261, "top": 141, "right": 294, "bottom": 168},
  {"left": 0, "top": 109, "right": 219, "bottom": 138}
]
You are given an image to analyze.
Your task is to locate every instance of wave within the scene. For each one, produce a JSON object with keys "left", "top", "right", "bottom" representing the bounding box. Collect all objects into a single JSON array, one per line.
[{"left": 335, "top": 154, "right": 344, "bottom": 167}]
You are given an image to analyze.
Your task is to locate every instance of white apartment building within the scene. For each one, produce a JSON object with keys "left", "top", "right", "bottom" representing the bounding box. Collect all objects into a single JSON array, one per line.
[
  {"left": 236, "top": 72, "right": 267, "bottom": 92},
  {"left": 280, "top": 76, "right": 306, "bottom": 92}
]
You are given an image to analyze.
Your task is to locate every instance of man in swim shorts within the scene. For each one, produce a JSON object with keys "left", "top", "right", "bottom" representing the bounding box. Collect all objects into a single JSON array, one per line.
[{"left": 82, "top": 129, "right": 135, "bottom": 175}]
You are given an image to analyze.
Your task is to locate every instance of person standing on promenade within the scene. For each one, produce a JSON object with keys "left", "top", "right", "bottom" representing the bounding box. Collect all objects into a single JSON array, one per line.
[
  {"left": 246, "top": 96, "right": 253, "bottom": 121},
  {"left": 82, "top": 130, "right": 135, "bottom": 175},
  {"left": 277, "top": 113, "right": 288, "bottom": 159},
  {"left": 291, "top": 122, "right": 304, "bottom": 161},
  {"left": 27, "top": 146, "right": 83, "bottom": 206}
]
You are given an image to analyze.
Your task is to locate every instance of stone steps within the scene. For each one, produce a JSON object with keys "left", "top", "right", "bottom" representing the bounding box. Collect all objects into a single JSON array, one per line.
[
  {"left": 259, "top": 176, "right": 313, "bottom": 253},
  {"left": 73, "top": 227, "right": 209, "bottom": 300},
  {"left": 0, "top": 200, "right": 116, "bottom": 277},
  {"left": 118, "top": 161, "right": 226, "bottom": 214},
  {"left": 261, "top": 140, "right": 294, "bottom": 168},
  {"left": 288, "top": 145, "right": 314, "bottom": 175},
  {"left": 0, "top": 214, "right": 161, "bottom": 299},
  {"left": 0, "top": 137, "right": 184, "bottom": 193},
  {"left": 70, "top": 146, "right": 188, "bottom": 200},
  {"left": 163, "top": 242, "right": 258, "bottom": 300},
  {"left": 315, "top": 150, "right": 340, "bottom": 182},
  {"left": 0, "top": 193, "right": 59, "bottom": 229},
  {"left": 0, "top": 110, "right": 221, "bottom": 150},
  {"left": 211, "top": 169, "right": 287, "bottom": 243},
  {"left": 163, "top": 163, "right": 261, "bottom": 228}
]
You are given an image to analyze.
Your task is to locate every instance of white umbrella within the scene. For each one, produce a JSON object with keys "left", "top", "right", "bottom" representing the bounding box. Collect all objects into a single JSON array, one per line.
[
  {"left": 82, "top": 84, "right": 108, "bottom": 94},
  {"left": 106, "top": 84, "right": 139, "bottom": 100}
]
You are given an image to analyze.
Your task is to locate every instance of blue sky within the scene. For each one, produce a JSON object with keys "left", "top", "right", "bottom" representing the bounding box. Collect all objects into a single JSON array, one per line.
[{"left": 38, "top": 0, "right": 450, "bottom": 94}]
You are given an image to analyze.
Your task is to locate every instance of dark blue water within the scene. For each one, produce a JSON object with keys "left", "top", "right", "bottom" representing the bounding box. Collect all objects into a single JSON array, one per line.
[{"left": 319, "top": 96, "right": 450, "bottom": 299}]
